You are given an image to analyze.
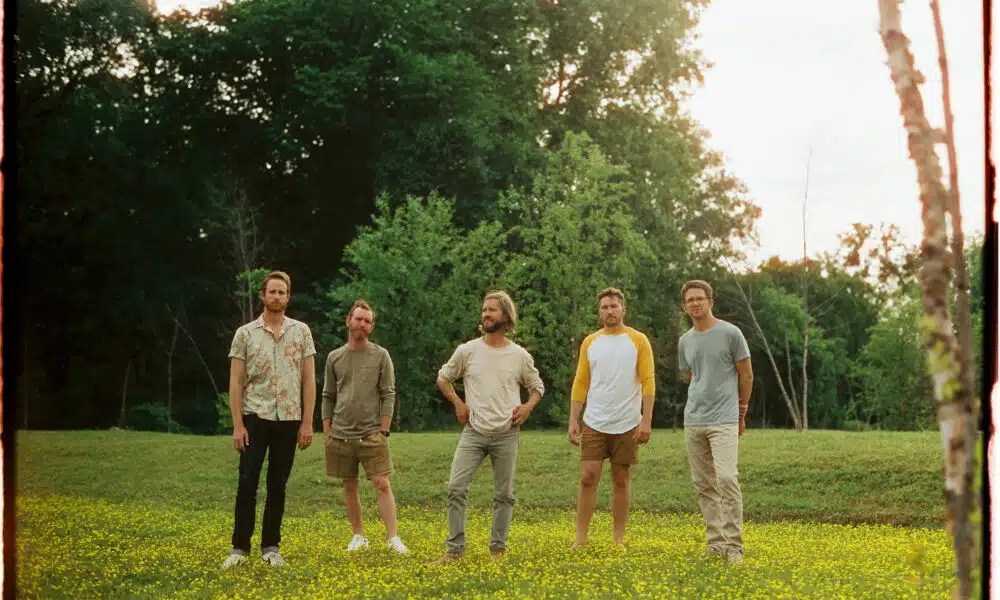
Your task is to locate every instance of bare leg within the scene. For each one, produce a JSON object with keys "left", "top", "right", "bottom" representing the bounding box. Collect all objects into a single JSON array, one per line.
[
  {"left": 343, "top": 478, "right": 363, "bottom": 535},
  {"left": 573, "top": 460, "right": 604, "bottom": 548},
  {"left": 372, "top": 475, "right": 398, "bottom": 538},
  {"left": 610, "top": 464, "right": 631, "bottom": 546}
]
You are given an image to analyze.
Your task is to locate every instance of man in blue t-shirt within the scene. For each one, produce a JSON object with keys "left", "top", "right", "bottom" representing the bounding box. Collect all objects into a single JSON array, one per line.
[{"left": 677, "top": 280, "right": 753, "bottom": 564}]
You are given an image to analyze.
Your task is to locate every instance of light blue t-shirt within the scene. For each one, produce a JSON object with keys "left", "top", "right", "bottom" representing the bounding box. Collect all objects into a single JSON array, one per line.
[{"left": 678, "top": 320, "right": 751, "bottom": 426}]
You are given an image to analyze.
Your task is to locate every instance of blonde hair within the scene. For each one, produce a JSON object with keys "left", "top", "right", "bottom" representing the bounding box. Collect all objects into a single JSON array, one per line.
[
  {"left": 597, "top": 287, "right": 625, "bottom": 306},
  {"left": 482, "top": 291, "right": 517, "bottom": 334},
  {"left": 259, "top": 270, "right": 292, "bottom": 294}
]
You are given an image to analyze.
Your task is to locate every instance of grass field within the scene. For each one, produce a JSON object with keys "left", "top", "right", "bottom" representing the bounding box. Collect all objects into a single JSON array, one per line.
[{"left": 15, "top": 429, "right": 971, "bottom": 598}]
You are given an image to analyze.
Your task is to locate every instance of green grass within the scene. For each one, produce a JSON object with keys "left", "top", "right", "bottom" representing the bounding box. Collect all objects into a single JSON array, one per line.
[
  {"left": 17, "top": 429, "right": 946, "bottom": 526},
  {"left": 15, "top": 429, "right": 970, "bottom": 598}
]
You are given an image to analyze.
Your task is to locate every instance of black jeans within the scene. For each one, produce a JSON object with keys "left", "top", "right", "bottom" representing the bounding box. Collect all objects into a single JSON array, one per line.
[{"left": 231, "top": 413, "right": 300, "bottom": 552}]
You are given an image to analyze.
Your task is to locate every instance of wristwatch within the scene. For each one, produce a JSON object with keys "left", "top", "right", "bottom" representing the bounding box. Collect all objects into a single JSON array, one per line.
[{"left": 380, "top": 429, "right": 390, "bottom": 438}]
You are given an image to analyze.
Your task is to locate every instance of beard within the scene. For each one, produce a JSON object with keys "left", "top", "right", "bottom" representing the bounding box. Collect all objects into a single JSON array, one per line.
[
  {"left": 482, "top": 317, "right": 506, "bottom": 334},
  {"left": 265, "top": 299, "right": 288, "bottom": 313}
]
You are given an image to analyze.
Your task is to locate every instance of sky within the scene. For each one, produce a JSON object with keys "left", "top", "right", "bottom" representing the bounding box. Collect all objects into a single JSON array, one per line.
[
  {"left": 156, "top": 0, "right": 988, "bottom": 265},
  {"left": 684, "top": 0, "right": 987, "bottom": 265}
]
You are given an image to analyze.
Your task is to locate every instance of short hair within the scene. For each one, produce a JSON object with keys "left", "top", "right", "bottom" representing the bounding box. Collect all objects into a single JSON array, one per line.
[
  {"left": 597, "top": 287, "right": 625, "bottom": 306},
  {"left": 483, "top": 290, "right": 517, "bottom": 334},
  {"left": 681, "top": 280, "right": 714, "bottom": 303},
  {"left": 347, "top": 298, "right": 375, "bottom": 321},
  {"left": 259, "top": 270, "right": 292, "bottom": 294}
]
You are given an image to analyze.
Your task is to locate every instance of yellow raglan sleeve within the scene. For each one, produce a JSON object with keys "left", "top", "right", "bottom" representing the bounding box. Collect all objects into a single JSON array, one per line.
[
  {"left": 570, "top": 335, "right": 594, "bottom": 403},
  {"left": 630, "top": 329, "right": 656, "bottom": 398}
]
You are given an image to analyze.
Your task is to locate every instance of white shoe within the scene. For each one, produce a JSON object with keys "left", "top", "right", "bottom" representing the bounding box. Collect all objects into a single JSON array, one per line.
[
  {"left": 726, "top": 550, "right": 743, "bottom": 564},
  {"left": 222, "top": 552, "right": 248, "bottom": 569},
  {"left": 346, "top": 534, "right": 369, "bottom": 551},
  {"left": 261, "top": 550, "right": 286, "bottom": 567},
  {"left": 387, "top": 536, "right": 409, "bottom": 554}
]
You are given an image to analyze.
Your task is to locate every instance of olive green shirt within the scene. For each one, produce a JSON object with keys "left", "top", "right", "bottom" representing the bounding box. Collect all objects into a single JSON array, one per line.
[{"left": 322, "top": 342, "right": 395, "bottom": 439}]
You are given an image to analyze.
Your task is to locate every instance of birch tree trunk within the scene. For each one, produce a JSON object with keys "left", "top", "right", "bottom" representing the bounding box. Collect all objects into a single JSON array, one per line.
[{"left": 877, "top": 2, "right": 977, "bottom": 596}]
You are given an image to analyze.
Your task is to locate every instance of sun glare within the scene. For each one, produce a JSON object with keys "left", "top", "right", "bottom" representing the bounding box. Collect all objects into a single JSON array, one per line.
[{"left": 155, "top": 0, "right": 222, "bottom": 15}]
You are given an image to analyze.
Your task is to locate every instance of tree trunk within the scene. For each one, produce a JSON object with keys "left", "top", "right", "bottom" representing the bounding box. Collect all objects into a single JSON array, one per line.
[
  {"left": 23, "top": 335, "right": 28, "bottom": 430},
  {"left": 170, "top": 311, "right": 220, "bottom": 398},
  {"left": 166, "top": 315, "right": 179, "bottom": 429},
  {"left": 784, "top": 329, "right": 799, "bottom": 410},
  {"left": 733, "top": 278, "right": 802, "bottom": 430},
  {"left": 900, "top": 326, "right": 906, "bottom": 429},
  {"left": 801, "top": 148, "right": 812, "bottom": 432},
  {"left": 877, "top": 2, "right": 977, "bottom": 596},
  {"left": 930, "top": 0, "right": 975, "bottom": 420},
  {"left": 119, "top": 357, "right": 132, "bottom": 428}
]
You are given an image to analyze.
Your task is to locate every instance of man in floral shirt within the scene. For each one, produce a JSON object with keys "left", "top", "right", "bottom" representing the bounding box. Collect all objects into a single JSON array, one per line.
[{"left": 222, "top": 271, "right": 317, "bottom": 569}]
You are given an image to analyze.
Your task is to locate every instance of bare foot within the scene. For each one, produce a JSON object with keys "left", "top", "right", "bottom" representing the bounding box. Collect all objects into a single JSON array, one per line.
[{"left": 570, "top": 540, "right": 587, "bottom": 550}]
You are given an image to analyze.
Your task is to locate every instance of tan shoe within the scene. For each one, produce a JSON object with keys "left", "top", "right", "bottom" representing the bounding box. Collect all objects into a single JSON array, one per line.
[
  {"left": 489, "top": 547, "right": 507, "bottom": 560},
  {"left": 430, "top": 551, "right": 463, "bottom": 566}
]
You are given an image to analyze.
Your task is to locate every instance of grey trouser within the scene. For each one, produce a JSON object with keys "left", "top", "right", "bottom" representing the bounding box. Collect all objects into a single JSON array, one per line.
[
  {"left": 446, "top": 425, "right": 520, "bottom": 553},
  {"left": 685, "top": 423, "right": 743, "bottom": 553}
]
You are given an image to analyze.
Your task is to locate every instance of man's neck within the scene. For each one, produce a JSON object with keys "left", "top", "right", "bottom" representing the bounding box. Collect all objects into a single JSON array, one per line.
[
  {"left": 347, "top": 337, "right": 368, "bottom": 351},
  {"left": 482, "top": 332, "right": 510, "bottom": 348},
  {"left": 692, "top": 315, "right": 718, "bottom": 332},
  {"left": 602, "top": 324, "right": 626, "bottom": 334},
  {"left": 262, "top": 309, "right": 285, "bottom": 331}
]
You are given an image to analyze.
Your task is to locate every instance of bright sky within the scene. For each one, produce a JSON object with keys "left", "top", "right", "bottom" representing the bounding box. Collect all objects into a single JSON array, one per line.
[
  {"left": 685, "top": 0, "right": 986, "bottom": 265},
  {"left": 157, "top": 0, "right": 987, "bottom": 267}
]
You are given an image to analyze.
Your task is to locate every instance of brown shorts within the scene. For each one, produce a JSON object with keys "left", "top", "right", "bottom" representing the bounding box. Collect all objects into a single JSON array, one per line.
[
  {"left": 324, "top": 431, "right": 394, "bottom": 480},
  {"left": 580, "top": 423, "right": 640, "bottom": 465}
]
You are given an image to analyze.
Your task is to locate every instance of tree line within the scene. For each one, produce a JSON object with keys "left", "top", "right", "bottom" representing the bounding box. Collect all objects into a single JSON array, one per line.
[{"left": 15, "top": 0, "right": 983, "bottom": 434}]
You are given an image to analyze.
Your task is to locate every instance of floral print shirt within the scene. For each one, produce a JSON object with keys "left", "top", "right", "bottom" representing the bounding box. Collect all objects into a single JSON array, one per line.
[{"left": 229, "top": 315, "right": 316, "bottom": 422}]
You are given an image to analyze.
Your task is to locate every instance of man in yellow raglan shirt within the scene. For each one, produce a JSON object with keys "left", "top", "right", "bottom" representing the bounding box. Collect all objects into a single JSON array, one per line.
[{"left": 568, "top": 287, "right": 655, "bottom": 549}]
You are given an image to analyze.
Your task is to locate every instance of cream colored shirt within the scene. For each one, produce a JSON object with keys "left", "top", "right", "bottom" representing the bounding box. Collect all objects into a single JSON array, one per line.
[
  {"left": 229, "top": 315, "right": 316, "bottom": 422},
  {"left": 438, "top": 338, "right": 545, "bottom": 435}
]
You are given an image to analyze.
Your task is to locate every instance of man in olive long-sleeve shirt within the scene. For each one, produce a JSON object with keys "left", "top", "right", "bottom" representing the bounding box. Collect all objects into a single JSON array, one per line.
[{"left": 322, "top": 299, "right": 408, "bottom": 554}]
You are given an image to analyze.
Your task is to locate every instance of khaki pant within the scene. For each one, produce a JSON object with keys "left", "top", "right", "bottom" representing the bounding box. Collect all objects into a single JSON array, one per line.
[
  {"left": 445, "top": 425, "right": 520, "bottom": 553},
  {"left": 685, "top": 424, "right": 743, "bottom": 553}
]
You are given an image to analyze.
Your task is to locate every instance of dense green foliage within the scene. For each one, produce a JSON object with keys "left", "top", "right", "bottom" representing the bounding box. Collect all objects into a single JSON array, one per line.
[{"left": 17, "top": 0, "right": 982, "bottom": 434}]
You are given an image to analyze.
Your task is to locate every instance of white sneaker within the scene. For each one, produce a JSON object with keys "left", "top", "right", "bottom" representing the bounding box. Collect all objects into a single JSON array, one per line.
[
  {"left": 346, "top": 534, "right": 369, "bottom": 551},
  {"left": 261, "top": 550, "right": 286, "bottom": 567},
  {"left": 387, "top": 536, "right": 409, "bottom": 554},
  {"left": 726, "top": 550, "right": 743, "bottom": 564},
  {"left": 222, "top": 552, "right": 248, "bottom": 569}
]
